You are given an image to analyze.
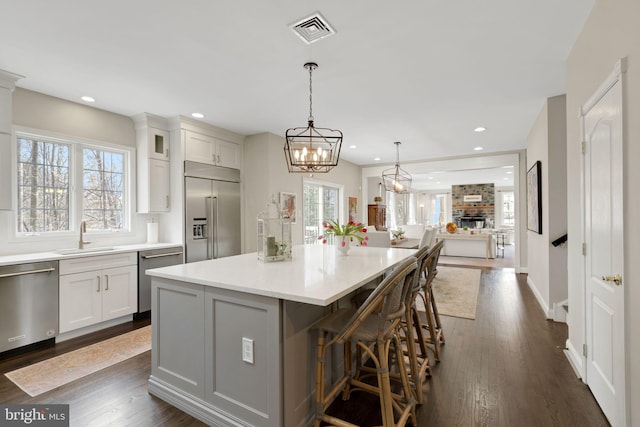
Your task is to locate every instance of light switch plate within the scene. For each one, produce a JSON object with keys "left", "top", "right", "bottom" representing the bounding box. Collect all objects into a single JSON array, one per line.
[{"left": 242, "top": 337, "right": 254, "bottom": 364}]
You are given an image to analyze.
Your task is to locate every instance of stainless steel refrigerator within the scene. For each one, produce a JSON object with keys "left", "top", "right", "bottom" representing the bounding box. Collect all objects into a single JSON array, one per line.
[{"left": 184, "top": 161, "right": 241, "bottom": 263}]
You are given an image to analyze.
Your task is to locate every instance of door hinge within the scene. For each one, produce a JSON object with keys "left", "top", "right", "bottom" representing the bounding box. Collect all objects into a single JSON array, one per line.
[
  {"left": 583, "top": 343, "right": 588, "bottom": 357},
  {"left": 581, "top": 141, "right": 586, "bottom": 154},
  {"left": 582, "top": 242, "right": 587, "bottom": 256}
]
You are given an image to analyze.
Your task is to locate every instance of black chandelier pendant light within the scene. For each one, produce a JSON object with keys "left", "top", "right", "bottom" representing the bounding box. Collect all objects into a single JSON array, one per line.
[
  {"left": 382, "top": 141, "right": 412, "bottom": 193},
  {"left": 284, "top": 62, "right": 343, "bottom": 173}
]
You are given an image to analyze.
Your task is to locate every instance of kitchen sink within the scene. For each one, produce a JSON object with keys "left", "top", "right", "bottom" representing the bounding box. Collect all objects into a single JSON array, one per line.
[{"left": 55, "top": 247, "right": 116, "bottom": 255}]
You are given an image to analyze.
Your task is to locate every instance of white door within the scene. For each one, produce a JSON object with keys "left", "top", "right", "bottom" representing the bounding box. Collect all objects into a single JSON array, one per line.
[{"left": 582, "top": 60, "right": 626, "bottom": 426}]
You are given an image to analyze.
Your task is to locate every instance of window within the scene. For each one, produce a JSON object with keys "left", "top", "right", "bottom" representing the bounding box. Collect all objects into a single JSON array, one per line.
[
  {"left": 16, "top": 133, "right": 129, "bottom": 235},
  {"left": 82, "top": 148, "right": 125, "bottom": 230},
  {"left": 17, "top": 137, "right": 71, "bottom": 233},
  {"left": 303, "top": 180, "right": 341, "bottom": 244},
  {"left": 501, "top": 191, "right": 515, "bottom": 226}
]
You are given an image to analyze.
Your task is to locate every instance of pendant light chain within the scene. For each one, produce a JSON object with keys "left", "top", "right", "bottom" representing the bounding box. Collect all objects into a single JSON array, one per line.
[{"left": 308, "top": 63, "right": 314, "bottom": 123}]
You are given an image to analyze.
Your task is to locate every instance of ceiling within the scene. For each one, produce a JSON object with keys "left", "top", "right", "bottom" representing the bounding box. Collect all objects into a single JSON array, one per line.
[{"left": 0, "top": 1, "right": 594, "bottom": 188}]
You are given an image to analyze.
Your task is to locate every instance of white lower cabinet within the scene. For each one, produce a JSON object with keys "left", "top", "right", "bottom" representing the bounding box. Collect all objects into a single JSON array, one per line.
[{"left": 59, "top": 253, "right": 137, "bottom": 333}]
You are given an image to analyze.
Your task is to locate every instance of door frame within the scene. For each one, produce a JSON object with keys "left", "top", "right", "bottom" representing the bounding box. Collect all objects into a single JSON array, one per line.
[{"left": 579, "top": 57, "right": 628, "bottom": 425}]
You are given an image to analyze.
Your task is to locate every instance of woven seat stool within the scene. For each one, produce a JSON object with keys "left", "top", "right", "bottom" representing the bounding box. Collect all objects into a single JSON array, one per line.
[
  {"left": 312, "top": 257, "right": 419, "bottom": 427},
  {"left": 398, "top": 244, "right": 432, "bottom": 405},
  {"left": 414, "top": 240, "right": 446, "bottom": 362}
]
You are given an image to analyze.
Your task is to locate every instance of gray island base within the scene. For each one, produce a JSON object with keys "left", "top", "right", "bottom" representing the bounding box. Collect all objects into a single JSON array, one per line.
[{"left": 146, "top": 245, "right": 416, "bottom": 426}]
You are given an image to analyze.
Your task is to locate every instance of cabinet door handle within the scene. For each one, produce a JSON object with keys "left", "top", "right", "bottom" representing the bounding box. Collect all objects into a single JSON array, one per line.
[
  {"left": 105, "top": 274, "right": 109, "bottom": 290},
  {"left": 217, "top": 154, "right": 221, "bottom": 164},
  {"left": 166, "top": 195, "right": 170, "bottom": 208},
  {"left": 97, "top": 275, "right": 101, "bottom": 292},
  {"left": 166, "top": 148, "right": 170, "bottom": 158}
]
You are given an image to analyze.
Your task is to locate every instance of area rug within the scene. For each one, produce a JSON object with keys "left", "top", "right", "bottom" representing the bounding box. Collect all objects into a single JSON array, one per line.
[
  {"left": 416, "top": 266, "right": 481, "bottom": 320},
  {"left": 5, "top": 325, "right": 151, "bottom": 397}
]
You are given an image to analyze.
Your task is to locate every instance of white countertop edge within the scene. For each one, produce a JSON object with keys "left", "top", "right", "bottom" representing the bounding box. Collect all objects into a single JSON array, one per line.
[
  {"left": 148, "top": 266, "right": 398, "bottom": 306},
  {"left": 0, "top": 242, "right": 183, "bottom": 267},
  {"left": 147, "top": 246, "right": 417, "bottom": 306}
]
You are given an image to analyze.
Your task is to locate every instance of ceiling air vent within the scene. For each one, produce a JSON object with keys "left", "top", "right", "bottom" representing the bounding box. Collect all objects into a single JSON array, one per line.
[{"left": 290, "top": 12, "right": 336, "bottom": 45}]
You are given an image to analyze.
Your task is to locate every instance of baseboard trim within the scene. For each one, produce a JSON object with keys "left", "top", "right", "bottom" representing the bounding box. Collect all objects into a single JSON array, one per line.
[
  {"left": 56, "top": 315, "right": 133, "bottom": 343},
  {"left": 564, "top": 339, "right": 585, "bottom": 381},
  {"left": 148, "top": 376, "right": 247, "bottom": 427},
  {"left": 526, "top": 276, "right": 550, "bottom": 318}
]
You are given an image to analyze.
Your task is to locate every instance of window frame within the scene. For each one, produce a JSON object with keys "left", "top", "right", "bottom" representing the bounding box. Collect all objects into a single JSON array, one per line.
[
  {"left": 499, "top": 190, "right": 515, "bottom": 227},
  {"left": 13, "top": 127, "right": 134, "bottom": 239},
  {"left": 302, "top": 178, "right": 344, "bottom": 244}
]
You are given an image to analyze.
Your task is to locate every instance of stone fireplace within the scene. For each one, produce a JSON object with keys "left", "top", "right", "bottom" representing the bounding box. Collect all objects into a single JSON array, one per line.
[{"left": 451, "top": 183, "right": 495, "bottom": 228}]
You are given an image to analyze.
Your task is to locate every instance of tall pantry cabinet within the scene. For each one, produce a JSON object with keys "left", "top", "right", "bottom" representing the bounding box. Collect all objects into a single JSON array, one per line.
[{"left": 134, "top": 114, "right": 171, "bottom": 213}]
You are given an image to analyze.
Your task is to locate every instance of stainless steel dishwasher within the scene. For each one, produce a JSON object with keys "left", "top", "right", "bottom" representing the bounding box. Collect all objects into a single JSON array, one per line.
[
  {"left": 138, "top": 246, "right": 183, "bottom": 313},
  {"left": 0, "top": 261, "right": 59, "bottom": 353}
]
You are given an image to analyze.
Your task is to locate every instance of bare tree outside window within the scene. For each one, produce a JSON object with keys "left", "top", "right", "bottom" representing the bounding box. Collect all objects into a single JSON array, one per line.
[
  {"left": 17, "top": 138, "right": 70, "bottom": 232},
  {"left": 83, "top": 148, "right": 124, "bottom": 231},
  {"left": 16, "top": 134, "right": 128, "bottom": 235}
]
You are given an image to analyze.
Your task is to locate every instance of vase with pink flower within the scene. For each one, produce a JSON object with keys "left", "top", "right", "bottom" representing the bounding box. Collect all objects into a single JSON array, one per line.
[{"left": 318, "top": 219, "right": 368, "bottom": 256}]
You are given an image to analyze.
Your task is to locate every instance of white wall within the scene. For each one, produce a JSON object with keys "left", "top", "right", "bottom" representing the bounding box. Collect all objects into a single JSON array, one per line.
[
  {"left": 526, "top": 95, "right": 568, "bottom": 317},
  {"left": 0, "top": 89, "right": 149, "bottom": 255},
  {"left": 566, "top": 0, "right": 639, "bottom": 423},
  {"left": 243, "top": 133, "right": 361, "bottom": 253}
]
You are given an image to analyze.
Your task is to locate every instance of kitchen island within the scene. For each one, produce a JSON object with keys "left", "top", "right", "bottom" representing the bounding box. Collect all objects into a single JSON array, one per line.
[{"left": 146, "top": 244, "right": 416, "bottom": 427}]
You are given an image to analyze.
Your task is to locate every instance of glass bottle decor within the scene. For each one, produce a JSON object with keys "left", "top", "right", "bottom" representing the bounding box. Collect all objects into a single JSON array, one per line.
[{"left": 257, "top": 196, "right": 292, "bottom": 262}]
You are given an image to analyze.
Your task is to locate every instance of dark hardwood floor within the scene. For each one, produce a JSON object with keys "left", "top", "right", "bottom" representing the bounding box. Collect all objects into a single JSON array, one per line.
[{"left": 0, "top": 267, "right": 609, "bottom": 426}]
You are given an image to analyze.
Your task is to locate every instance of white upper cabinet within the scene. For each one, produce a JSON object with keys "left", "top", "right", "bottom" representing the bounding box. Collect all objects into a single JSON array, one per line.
[
  {"left": 135, "top": 114, "right": 171, "bottom": 213},
  {"left": 216, "top": 138, "right": 242, "bottom": 169},
  {"left": 145, "top": 128, "right": 170, "bottom": 160},
  {"left": 185, "top": 130, "right": 241, "bottom": 169}
]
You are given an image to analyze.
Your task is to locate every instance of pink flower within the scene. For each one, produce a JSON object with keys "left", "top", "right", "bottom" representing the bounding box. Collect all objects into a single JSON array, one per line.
[
  {"left": 361, "top": 241, "right": 367, "bottom": 246},
  {"left": 341, "top": 240, "right": 346, "bottom": 247},
  {"left": 322, "top": 239, "right": 327, "bottom": 244},
  {"left": 362, "top": 228, "right": 367, "bottom": 233},
  {"left": 364, "top": 236, "right": 369, "bottom": 240}
]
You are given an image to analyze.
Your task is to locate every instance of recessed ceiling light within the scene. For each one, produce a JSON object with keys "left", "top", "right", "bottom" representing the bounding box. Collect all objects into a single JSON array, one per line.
[
  {"left": 474, "top": 146, "right": 484, "bottom": 151},
  {"left": 349, "top": 145, "right": 357, "bottom": 149},
  {"left": 191, "top": 112, "right": 205, "bottom": 119},
  {"left": 504, "top": 177, "right": 509, "bottom": 180},
  {"left": 474, "top": 126, "right": 486, "bottom": 132},
  {"left": 428, "top": 177, "right": 433, "bottom": 180},
  {"left": 506, "top": 171, "right": 513, "bottom": 174},
  {"left": 502, "top": 165, "right": 514, "bottom": 168},
  {"left": 373, "top": 157, "right": 381, "bottom": 161},
  {"left": 81, "top": 96, "right": 95, "bottom": 103}
]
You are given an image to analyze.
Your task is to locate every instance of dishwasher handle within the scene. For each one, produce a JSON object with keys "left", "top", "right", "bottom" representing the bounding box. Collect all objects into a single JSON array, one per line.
[
  {"left": 0, "top": 267, "right": 56, "bottom": 279},
  {"left": 141, "top": 251, "right": 183, "bottom": 259}
]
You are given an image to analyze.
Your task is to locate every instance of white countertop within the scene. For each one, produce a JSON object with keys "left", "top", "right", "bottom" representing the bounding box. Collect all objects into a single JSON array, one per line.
[
  {"left": 147, "top": 244, "right": 417, "bottom": 306},
  {"left": 0, "top": 242, "right": 183, "bottom": 267}
]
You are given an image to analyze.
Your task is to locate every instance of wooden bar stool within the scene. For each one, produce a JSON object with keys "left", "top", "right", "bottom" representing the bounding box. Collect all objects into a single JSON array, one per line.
[
  {"left": 312, "top": 257, "right": 419, "bottom": 427},
  {"left": 399, "top": 244, "right": 432, "bottom": 405},
  {"left": 414, "top": 240, "right": 446, "bottom": 362}
]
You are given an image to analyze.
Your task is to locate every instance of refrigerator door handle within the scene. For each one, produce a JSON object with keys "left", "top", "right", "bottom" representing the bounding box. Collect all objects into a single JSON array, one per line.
[
  {"left": 205, "top": 196, "right": 219, "bottom": 259},
  {"left": 213, "top": 196, "right": 219, "bottom": 259},
  {"left": 206, "top": 196, "right": 214, "bottom": 260}
]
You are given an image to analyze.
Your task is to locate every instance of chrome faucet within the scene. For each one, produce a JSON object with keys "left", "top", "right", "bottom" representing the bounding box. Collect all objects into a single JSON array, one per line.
[{"left": 79, "top": 220, "right": 91, "bottom": 249}]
